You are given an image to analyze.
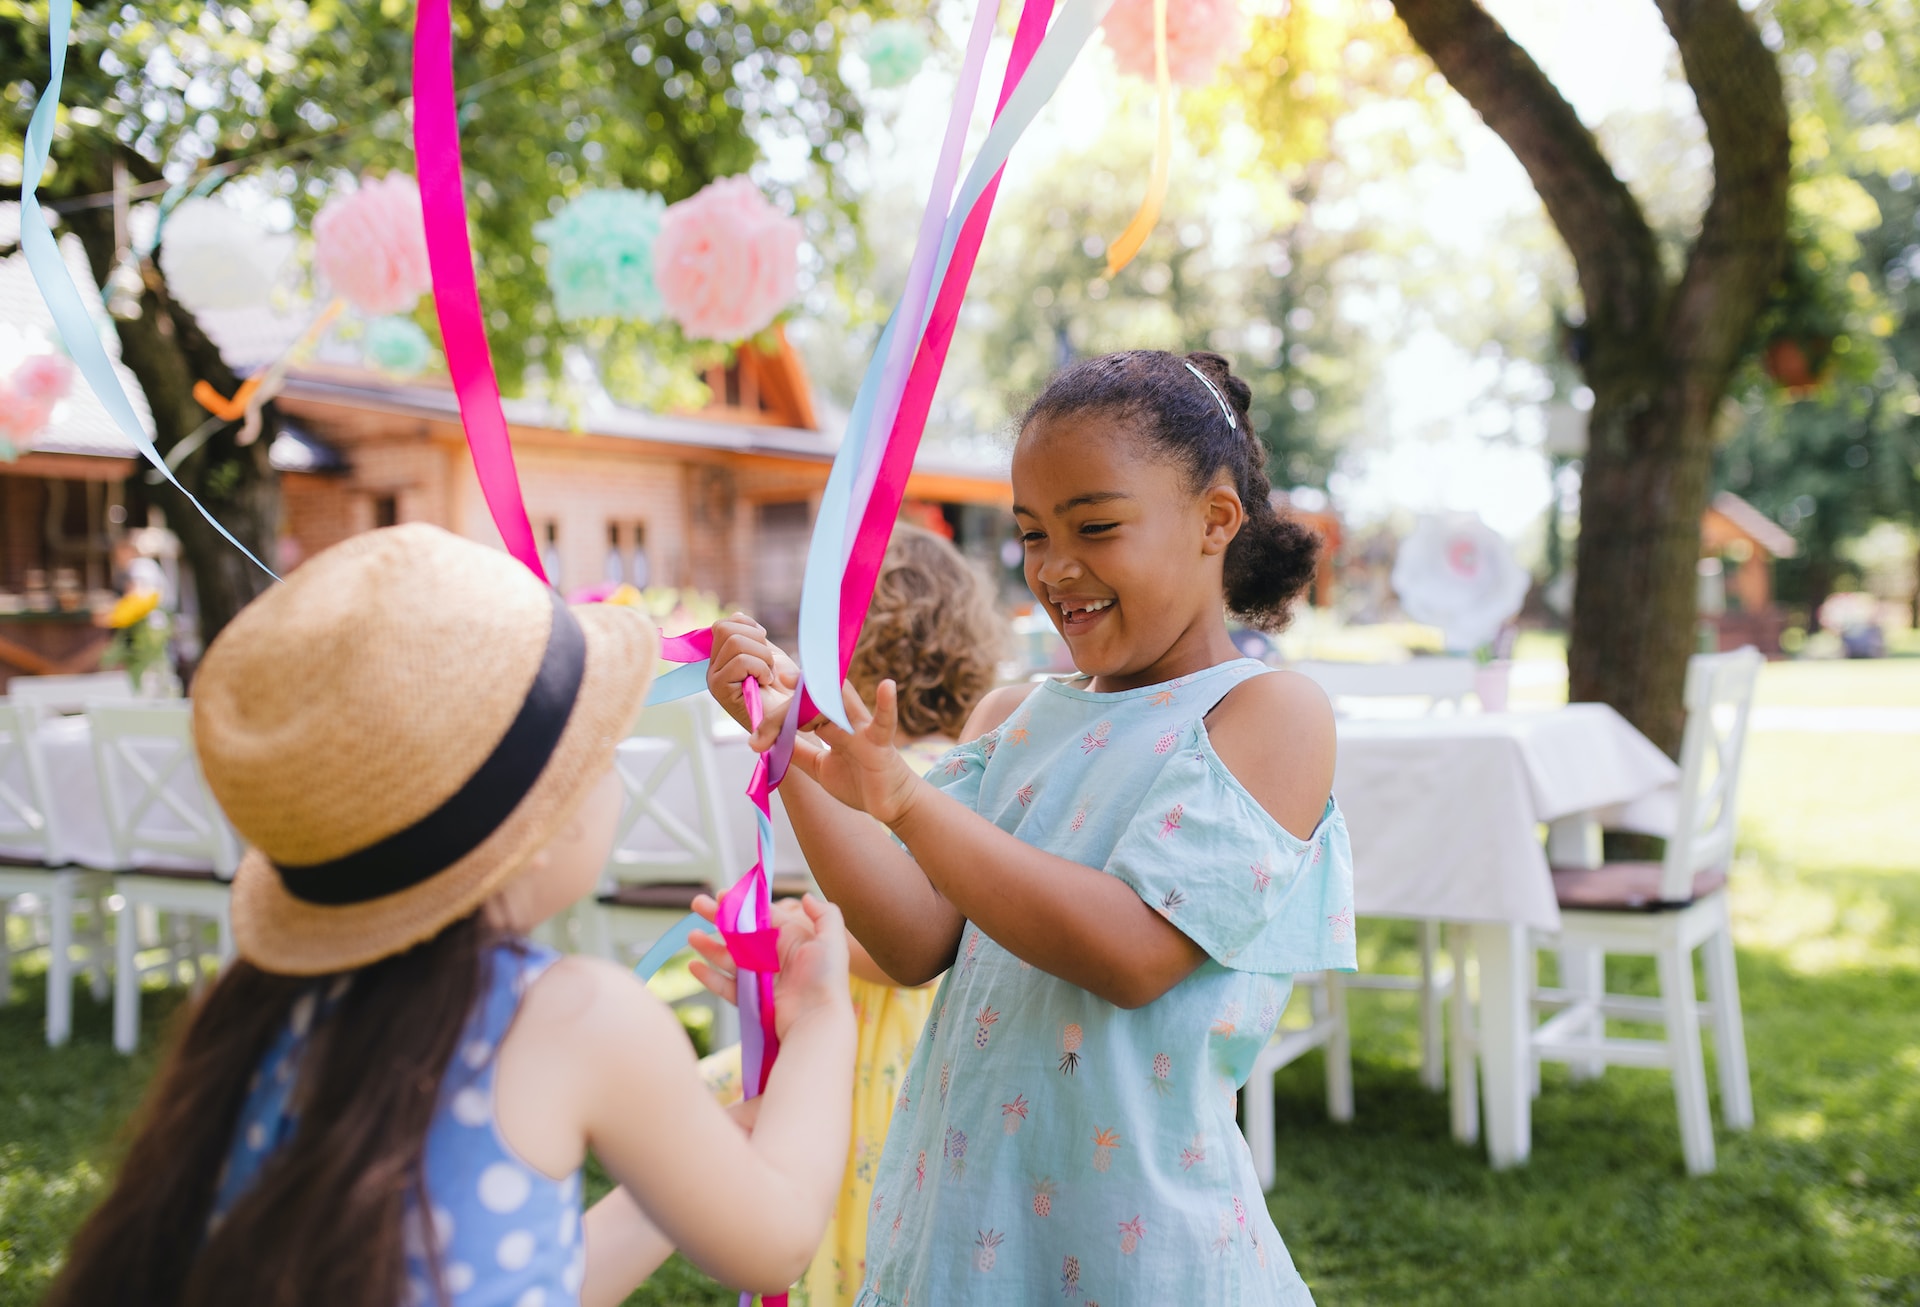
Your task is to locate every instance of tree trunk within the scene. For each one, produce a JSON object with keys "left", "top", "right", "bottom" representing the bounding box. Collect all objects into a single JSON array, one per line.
[
  {"left": 63, "top": 202, "right": 280, "bottom": 660},
  {"left": 1392, "top": 0, "right": 1788, "bottom": 756}
]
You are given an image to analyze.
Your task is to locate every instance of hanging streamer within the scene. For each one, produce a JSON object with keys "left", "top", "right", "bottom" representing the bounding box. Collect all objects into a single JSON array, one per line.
[
  {"left": 413, "top": 0, "right": 548, "bottom": 583},
  {"left": 791, "top": 0, "right": 1116, "bottom": 741},
  {"left": 1102, "top": 0, "right": 1172, "bottom": 276},
  {"left": 19, "top": 0, "right": 279, "bottom": 580}
]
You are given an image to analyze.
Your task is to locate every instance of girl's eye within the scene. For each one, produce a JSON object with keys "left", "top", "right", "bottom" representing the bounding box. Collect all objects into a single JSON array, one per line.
[
  {"left": 1080, "top": 522, "right": 1117, "bottom": 536},
  {"left": 1020, "top": 530, "right": 1045, "bottom": 544}
]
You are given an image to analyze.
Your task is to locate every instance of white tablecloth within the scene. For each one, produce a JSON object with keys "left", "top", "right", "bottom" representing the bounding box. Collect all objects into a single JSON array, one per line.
[
  {"left": 0, "top": 716, "right": 219, "bottom": 871},
  {"left": 1335, "top": 704, "right": 1679, "bottom": 931}
]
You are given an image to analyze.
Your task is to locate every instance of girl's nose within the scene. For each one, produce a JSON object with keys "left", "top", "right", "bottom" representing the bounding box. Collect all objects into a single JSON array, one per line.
[{"left": 1035, "top": 550, "right": 1082, "bottom": 588}]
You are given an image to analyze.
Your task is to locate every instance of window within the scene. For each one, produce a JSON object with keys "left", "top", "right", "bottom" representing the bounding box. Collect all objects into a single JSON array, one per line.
[{"left": 373, "top": 495, "right": 399, "bottom": 529}]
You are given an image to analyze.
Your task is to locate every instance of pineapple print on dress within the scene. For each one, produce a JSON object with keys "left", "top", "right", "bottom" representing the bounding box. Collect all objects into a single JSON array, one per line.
[
  {"left": 1091, "top": 1127, "right": 1121, "bottom": 1172},
  {"left": 1157, "top": 803, "right": 1184, "bottom": 839},
  {"left": 1179, "top": 1134, "right": 1207, "bottom": 1171},
  {"left": 1069, "top": 802, "right": 1089, "bottom": 833},
  {"left": 1031, "top": 1176, "right": 1057, "bottom": 1218},
  {"left": 1148, "top": 1051, "right": 1173, "bottom": 1096},
  {"left": 1153, "top": 728, "right": 1179, "bottom": 755},
  {"left": 1001, "top": 1093, "right": 1030, "bottom": 1135},
  {"left": 1080, "top": 719, "right": 1112, "bottom": 754},
  {"left": 1060, "top": 1253, "right": 1083, "bottom": 1298},
  {"left": 973, "top": 1004, "right": 1000, "bottom": 1049},
  {"left": 945, "top": 1127, "right": 969, "bottom": 1181},
  {"left": 1118, "top": 1216, "right": 1146, "bottom": 1255},
  {"left": 973, "top": 1229, "right": 1004, "bottom": 1273},
  {"left": 1058, "top": 1022, "right": 1084, "bottom": 1075}
]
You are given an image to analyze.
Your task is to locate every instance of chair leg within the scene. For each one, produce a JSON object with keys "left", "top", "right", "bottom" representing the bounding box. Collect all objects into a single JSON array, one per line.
[
  {"left": 1241, "top": 1060, "right": 1278, "bottom": 1193},
  {"left": 48, "top": 874, "right": 74, "bottom": 1048},
  {"left": 1529, "top": 946, "right": 1543, "bottom": 1101},
  {"left": 1418, "top": 920, "right": 1446, "bottom": 1093},
  {"left": 114, "top": 897, "right": 140, "bottom": 1055},
  {"left": 1446, "top": 924, "right": 1479, "bottom": 1146},
  {"left": 1560, "top": 943, "right": 1606, "bottom": 1083},
  {"left": 1324, "top": 971, "right": 1354, "bottom": 1124},
  {"left": 1701, "top": 916, "right": 1753, "bottom": 1131},
  {"left": 216, "top": 908, "right": 235, "bottom": 964},
  {"left": 1, "top": 901, "right": 13, "bottom": 1007},
  {"left": 1656, "top": 936, "right": 1715, "bottom": 1175}
]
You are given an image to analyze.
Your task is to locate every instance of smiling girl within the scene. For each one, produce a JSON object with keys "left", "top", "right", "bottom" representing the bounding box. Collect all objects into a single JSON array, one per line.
[{"left": 708, "top": 349, "right": 1356, "bottom": 1304}]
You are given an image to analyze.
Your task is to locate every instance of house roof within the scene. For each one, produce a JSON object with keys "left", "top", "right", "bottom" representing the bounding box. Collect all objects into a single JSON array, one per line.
[{"left": 1709, "top": 491, "right": 1798, "bottom": 559}]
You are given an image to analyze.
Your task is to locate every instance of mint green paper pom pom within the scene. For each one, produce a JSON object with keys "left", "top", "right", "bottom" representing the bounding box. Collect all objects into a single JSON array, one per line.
[
  {"left": 863, "top": 21, "right": 929, "bottom": 89},
  {"left": 534, "top": 189, "right": 668, "bottom": 323},
  {"left": 364, "top": 317, "right": 434, "bottom": 377}
]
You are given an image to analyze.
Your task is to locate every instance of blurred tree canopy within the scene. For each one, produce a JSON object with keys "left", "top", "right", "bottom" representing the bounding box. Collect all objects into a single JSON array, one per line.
[
  {"left": 1715, "top": 0, "right": 1920, "bottom": 625},
  {"left": 0, "top": 0, "right": 887, "bottom": 642}
]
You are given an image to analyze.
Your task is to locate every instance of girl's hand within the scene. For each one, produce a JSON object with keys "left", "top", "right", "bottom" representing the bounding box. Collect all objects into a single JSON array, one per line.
[
  {"left": 788, "top": 679, "right": 924, "bottom": 828},
  {"left": 687, "top": 893, "right": 852, "bottom": 1042},
  {"left": 706, "top": 614, "right": 799, "bottom": 732}
]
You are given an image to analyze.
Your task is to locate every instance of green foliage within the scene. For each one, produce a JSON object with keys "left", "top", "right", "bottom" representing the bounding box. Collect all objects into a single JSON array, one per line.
[{"left": 0, "top": 0, "right": 892, "bottom": 407}]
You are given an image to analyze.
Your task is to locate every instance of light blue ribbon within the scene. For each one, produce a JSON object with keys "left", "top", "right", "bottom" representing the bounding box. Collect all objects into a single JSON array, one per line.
[
  {"left": 793, "top": 0, "right": 1112, "bottom": 729},
  {"left": 20, "top": 1, "right": 277, "bottom": 579},
  {"left": 644, "top": 658, "right": 711, "bottom": 705}
]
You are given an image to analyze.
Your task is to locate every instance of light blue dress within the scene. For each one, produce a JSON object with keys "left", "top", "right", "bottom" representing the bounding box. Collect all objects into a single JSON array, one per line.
[
  {"left": 854, "top": 658, "right": 1357, "bottom": 1307},
  {"left": 210, "top": 942, "right": 586, "bottom": 1307}
]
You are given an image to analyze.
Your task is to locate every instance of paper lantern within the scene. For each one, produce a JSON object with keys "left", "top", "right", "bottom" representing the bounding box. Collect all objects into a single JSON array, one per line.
[
  {"left": 533, "top": 189, "right": 668, "bottom": 323},
  {"left": 156, "top": 198, "right": 295, "bottom": 313},
  {"left": 1390, "top": 513, "right": 1530, "bottom": 653},
  {"left": 863, "top": 20, "right": 930, "bottom": 88},
  {"left": 0, "top": 352, "right": 75, "bottom": 456},
  {"left": 1101, "top": 0, "right": 1246, "bottom": 87},
  {"left": 653, "top": 176, "right": 802, "bottom": 343},
  {"left": 363, "top": 317, "right": 435, "bottom": 378},
  {"left": 312, "top": 174, "right": 434, "bottom": 317}
]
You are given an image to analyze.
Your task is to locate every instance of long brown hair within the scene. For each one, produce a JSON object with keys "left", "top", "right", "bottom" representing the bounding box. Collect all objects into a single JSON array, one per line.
[{"left": 45, "top": 913, "right": 494, "bottom": 1307}]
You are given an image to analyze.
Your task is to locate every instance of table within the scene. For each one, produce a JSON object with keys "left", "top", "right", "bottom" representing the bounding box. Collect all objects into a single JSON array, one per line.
[{"left": 1332, "top": 704, "right": 1679, "bottom": 1168}]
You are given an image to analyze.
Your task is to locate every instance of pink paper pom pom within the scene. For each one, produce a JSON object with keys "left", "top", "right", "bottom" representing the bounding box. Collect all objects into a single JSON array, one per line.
[
  {"left": 1101, "top": 0, "right": 1246, "bottom": 87},
  {"left": 0, "top": 354, "right": 74, "bottom": 442},
  {"left": 312, "top": 174, "right": 434, "bottom": 317},
  {"left": 653, "top": 176, "right": 802, "bottom": 343}
]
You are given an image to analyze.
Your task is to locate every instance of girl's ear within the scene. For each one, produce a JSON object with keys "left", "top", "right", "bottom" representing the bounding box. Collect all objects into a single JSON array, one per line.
[{"left": 1199, "top": 481, "right": 1246, "bottom": 557}]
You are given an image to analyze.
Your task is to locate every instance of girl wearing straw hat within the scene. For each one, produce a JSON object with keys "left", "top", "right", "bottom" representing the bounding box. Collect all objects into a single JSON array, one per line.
[{"left": 44, "top": 524, "right": 857, "bottom": 1307}]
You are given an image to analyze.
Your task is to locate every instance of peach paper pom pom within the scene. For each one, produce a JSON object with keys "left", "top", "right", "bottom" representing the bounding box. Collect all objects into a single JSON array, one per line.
[
  {"left": 0, "top": 354, "right": 74, "bottom": 442},
  {"left": 653, "top": 176, "right": 802, "bottom": 343},
  {"left": 312, "top": 174, "right": 434, "bottom": 317},
  {"left": 1101, "top": 0, "right": 1246, "bottom": 87}
]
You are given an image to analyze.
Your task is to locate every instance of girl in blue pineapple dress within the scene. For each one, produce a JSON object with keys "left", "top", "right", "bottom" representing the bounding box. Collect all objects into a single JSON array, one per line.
[{"left": 706, "top": 349, "right": 1355, "bottom": 1305}]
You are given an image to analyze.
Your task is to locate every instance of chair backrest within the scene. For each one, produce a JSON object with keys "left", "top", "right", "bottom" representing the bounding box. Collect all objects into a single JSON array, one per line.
[
  {"left": 8, "top": 672, "right": 142, "bottom": 720},
  {"left": 1661, "top": 647, "right": 1763, "bottom": 900},
  {"left": 86, "top": 702, "right": 240, "bottom": 876},
  {"left": 605, "top": 696, "right": 739, "bottom": 889},
  {"left": 1290, "top": 658, "right": 1477, "bottom": 715},
  {"left": 0, "top": 700, "right": 57, "bottom": 864}
]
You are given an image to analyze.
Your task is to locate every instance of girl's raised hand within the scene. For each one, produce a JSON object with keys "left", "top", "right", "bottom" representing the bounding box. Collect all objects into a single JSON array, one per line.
[
  {"left": 687, "top": 892, "right": 852, "bottom": 1043},
  {"left": 786, "top": 679, "right": 923, "bottom": 828}
]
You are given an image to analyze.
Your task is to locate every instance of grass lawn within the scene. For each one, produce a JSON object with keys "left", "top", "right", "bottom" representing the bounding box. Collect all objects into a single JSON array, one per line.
[{"left": 3, "top": 660, "right": 1916, "bottom": 1305}]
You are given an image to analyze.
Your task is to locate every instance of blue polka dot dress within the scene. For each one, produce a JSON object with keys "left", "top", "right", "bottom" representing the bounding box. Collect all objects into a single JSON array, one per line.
[{"left": 210, "top": 942, "right": 585, "bottom": 1306}]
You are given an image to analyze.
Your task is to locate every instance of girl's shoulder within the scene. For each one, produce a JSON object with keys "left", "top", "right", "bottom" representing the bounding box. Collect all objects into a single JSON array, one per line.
[
  {"left": 1202, "top": 669, "right": 1336, "bottom": 842},
  {"left": 957, "top": 681, "right": 1041, "bottom": 742}
]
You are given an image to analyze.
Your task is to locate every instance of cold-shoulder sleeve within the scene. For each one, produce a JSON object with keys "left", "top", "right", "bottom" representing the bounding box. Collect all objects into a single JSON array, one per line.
[{"left": 1103, "top": 721, "right": 1357, "bottom": 975}]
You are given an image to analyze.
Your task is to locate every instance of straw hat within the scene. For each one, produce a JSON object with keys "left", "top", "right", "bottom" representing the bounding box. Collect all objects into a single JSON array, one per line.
[{"left": 193, "top": 524, "right": 659, "bottom": 974}]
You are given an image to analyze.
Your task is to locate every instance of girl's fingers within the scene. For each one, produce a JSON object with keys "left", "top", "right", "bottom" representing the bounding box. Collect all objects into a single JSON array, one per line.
[
  {"left": 838, "top": 679, "right": 873, "bottom": 731},
  {"left": 688, "top": 958, "right": 738, "bottom": 1006},
  {"left": 690, "top": 894, "right": 719, "bottom": 925},
  {"left": 687, "top": 928, "right": 734, "bottom": 976},
  {"left": 872, "top": 679, "right": 900, "bottom": 741}
]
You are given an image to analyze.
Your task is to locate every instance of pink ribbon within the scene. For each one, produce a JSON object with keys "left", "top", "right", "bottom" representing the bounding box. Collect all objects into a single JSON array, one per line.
[{"left": 413, "top": 0, "right": 546, "bottom": 583}]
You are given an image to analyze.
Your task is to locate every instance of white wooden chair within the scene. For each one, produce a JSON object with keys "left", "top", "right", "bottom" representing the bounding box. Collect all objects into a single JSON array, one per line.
[
  {"left": 575, "top": 696, "right": 750, "bottom": 1047},
  {"left": 1282, "top": 660, "right": 1474, "bottom": 1104},
  {"left": 1240, "top": 973, "right": 1353, "bottom": 1191},
  {"left": 0, "top": 699, "right": 112, "bottom": 1045},
  {"left": 1528, "top": 648, "right": 1761, "bottom": 1175},
  {"left": 88, "top": 703, "right": 240, "bottom": 1053}
]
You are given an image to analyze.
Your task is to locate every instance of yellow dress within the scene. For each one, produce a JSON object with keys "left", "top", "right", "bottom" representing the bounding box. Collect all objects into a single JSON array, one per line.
[{"left": 698, "top": 738, "right": 948, "bottom": 1307}]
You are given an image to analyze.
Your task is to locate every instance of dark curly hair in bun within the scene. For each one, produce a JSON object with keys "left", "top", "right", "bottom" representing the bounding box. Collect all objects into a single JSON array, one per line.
[{"left": 1018, "top": 349, "right": 1321, "bottom": 631}]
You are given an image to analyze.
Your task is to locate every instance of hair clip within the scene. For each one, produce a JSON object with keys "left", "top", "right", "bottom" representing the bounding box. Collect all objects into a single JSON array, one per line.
[{"left": 1183, "top": 361, "right": 1237, "bottom": 431}]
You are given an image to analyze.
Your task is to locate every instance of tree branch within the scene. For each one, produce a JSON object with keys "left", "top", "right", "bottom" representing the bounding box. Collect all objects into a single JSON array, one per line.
[
  {"left": 1390, "top": 0, "right": 1667, "bottom": 341},
  {"left": 1657, "top": 0, "right": 1791, "bottom": 385}
]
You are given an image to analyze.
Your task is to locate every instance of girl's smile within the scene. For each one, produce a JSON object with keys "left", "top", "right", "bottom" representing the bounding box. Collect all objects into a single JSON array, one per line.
[{"left": 1012, "top": 411, "right": 1246, "bottom": 692}]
